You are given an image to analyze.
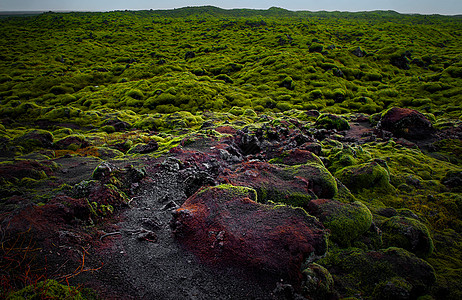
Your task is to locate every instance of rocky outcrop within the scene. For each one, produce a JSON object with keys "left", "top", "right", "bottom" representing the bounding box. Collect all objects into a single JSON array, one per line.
[
  {"left": 171, "top": 184, "right": 328, "bottom": 284},
  {"left": 377, "top": 107, "right": 435, "bottom": 140}
]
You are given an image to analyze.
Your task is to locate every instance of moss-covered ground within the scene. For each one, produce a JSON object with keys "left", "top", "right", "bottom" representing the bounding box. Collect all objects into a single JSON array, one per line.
[{"left": 0, "top": 6, "right": 461, "bottom": 300}]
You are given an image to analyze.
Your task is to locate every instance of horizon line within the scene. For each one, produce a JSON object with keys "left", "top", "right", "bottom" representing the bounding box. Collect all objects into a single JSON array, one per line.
[{"left": 0, "top": 6, "right": 460, "bottom": 17}]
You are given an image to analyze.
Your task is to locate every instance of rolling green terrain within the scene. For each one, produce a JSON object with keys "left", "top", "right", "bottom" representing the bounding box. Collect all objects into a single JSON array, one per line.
[{"left": 0, "top": 6, "right": 461, "bottom": 300}]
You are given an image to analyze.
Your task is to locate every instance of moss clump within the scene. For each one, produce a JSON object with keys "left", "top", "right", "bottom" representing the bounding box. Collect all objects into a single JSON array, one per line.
[
  {"left": 301, "top": 263, "right": 335, "bottom": 299},
  {"left": 309, "top": 200, "right": 373, "bottom": 246},
  {"left": 288, "top": 162, "right": 339, "bottom": 200},
  {"left": 7, "top": 279, "right": 95, "bottom": 299},
  {"left": 14, "top": 129, "right": 54, "bottom": 153},
  {"left": 335, "top": 161, "right": 393, "bottom": 193},
  {"left": 49, "top": 85, "right": 75, "bottom": 95},
  {"left": 199, "top": 184, "right": 258, "bottom": 202},
  {"left": 126, "top": 88, "right": 144, "bottom": 100},
  {"left": 315, "top": 114, "right": 350, "bottom": 131},
  {"left": 317, "top": 247, "right": 436, "bottom": 299},
  {"left": 380, "top": 216, "right": 434, "bottom": 258}
]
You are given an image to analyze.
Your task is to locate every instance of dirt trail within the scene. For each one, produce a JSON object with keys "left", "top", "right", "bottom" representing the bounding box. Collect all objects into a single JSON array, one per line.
[{"left": 94, "top": 158, "right": 277, "bottom": 300}]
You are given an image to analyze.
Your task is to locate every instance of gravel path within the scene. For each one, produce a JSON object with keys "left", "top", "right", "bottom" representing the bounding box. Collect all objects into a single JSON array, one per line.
[{"left": 94, "top": 159, "right": 277, "bottom": 299}]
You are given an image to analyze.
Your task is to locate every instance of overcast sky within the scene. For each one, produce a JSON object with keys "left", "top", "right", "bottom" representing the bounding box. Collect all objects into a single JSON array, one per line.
[{"left": 1, "top": 0, "right": 461, "bottom": 15}]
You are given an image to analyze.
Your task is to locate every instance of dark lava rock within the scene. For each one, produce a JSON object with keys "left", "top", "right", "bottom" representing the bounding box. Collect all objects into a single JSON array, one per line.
[
  {"left": 351, "top": 46, "right": 366, "bottom": 57},
  {"left": 183, "top": 170, "right": 216, "bottom": 197},
  {"left": 442, "top": 170, "right": 462, "bottom": 191},
  {"left": 377, "top": 107, "right": 435, "bottom": 140},
  {"left": 54, "top": 135, "right": 89, "bottom": 150},
  {"left": 300, "top": 142, "right": 322, "bottom": 156},
  {"left": 185, "top": 51, "right": 195, "bottom": 59},
  {"left": 390, "top": 51, "right": 412, "bottom": 70},
  {"left": 307, "top": 199, "right": 373, "bottom": 246},
  {"left": 92, "top": 162, "right": 117, "bottom": 180},
  {"left": 272, "top": 282, "right": 305, "bottom": 300},
  {"left": 380, "top": 216, "right": 434, "bottom": 258},
  {"left": 171, "top": 184, "right": 328, "bottom": 284},
  {"left": 319, "top": 247, "right": 436, "bottom": 299},
  {"left": 236, "top": 132, "right": 261, "bottom": 155},
  {"left": 103, "top": 118, "right": 131, "bottom": 131}
]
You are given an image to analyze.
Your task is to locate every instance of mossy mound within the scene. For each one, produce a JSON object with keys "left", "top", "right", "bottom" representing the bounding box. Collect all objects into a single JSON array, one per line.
[
  {"left": 301, "top": 263, "right": 336, "bottom": 299},
  {"left": 334, "top": 161, "right": 394, "bottom": 193},
  {"left": 226, "top": 160, "right": 338, "bottom": 207},
  {"left": 307, "top": 199, "right": 373, "bottom": 246},
  {"left": 318, "top": 247, "right": 436, "bottom": 299},
  {"left": 14, "top": 130, "right": 54, "bottom": 153},
  {"left": 7, "top": 279, "right": 97, "bottom": 300},
  {"left": 380, "top": 216, "right": 434, "bottom": 258},
  {"left": 315, "top": 114, "right": 350, "bottom": 131}
]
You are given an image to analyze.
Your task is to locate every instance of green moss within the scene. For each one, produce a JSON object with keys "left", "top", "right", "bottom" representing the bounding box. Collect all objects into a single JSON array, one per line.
[
  {"left": 228, "top": 106, "right": 245, "bottom": 116},
  {"left": 7, "top": 279, "right": 92, "bottom": 300},
  {"left": 315, "top": 114, "right": 350, "bottom": 130},
  {"left": 126, "top": 88, "right": 145, "bottom": 100},
  {"left": 381, "top": 216, "right": 434, "bottom": 258},
  {"left": 200, "top": 184, "right": 258, "bottom": 202},
  {"left": 319, "top": 200, "right": 373, "bottom": 246},
  {"left": 335, "top": 161, "right": 394, "bottom": 193},
  {"left": 100, "top": 125, "right": 115, "bottom": 133}
]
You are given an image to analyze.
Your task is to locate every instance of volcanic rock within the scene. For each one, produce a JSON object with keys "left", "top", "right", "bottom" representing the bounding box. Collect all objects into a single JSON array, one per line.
[
  {"left": 171, "top": 184, "right": 328, "bottom": 284},
  {"left": 377, "top": 107, "right": 435, "bottom": 140}
]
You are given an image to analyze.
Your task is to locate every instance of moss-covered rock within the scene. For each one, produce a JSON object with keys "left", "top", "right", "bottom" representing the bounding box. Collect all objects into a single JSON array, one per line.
[
  {"left": 377, "top": 107, "right": 435, "bottom": 140},
  {"left": 307, "top": 199, "right": 373, "bottom": 246},
  {"left": 380, "top": 216, "right": 434, "bottom": 258},
  {"left": 318, "top": 247, "right": 436, "bottom": 299},
  {"left": 172, "top": 184, "right": 328, "bottom": 284},
  {"left": 224, "top": 161, "right": 337, "bottom": 207},
  {"left": 14, "top": 130, "right": 54, "bottom": 153},
  {"left": 334, "top": 161, "right": 393, "bottom": 193},
  {"left": 315, "top": 114, "right": 350, "bottom": 131},
  {"left": 301, "top": 263, "right": 336, "bottom": 299},
  {"left": 7, "top": 279, "right": 94, "bottom": 300}
]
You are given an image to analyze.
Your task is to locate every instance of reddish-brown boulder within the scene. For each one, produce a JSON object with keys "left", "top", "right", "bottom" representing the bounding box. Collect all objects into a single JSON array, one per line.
[
  {"left": 377, "top": 107, "right": 435, "bottom": 140},
  {"left": 171, "top": 184, "right": 328, "bottom": 284}
]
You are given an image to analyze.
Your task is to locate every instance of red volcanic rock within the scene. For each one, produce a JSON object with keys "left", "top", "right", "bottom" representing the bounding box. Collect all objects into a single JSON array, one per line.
[
  {"left": 171, "top": 184, "right": 327, "bottom": 284},
  {"left": 215, "top": 126, "right": 237, "bottom": 135},
  {"left": 377, "top": 107, "right": 435, "bottom": 140},
  {"left": 5, "top": 196, "right": 92, "bottom": 246}
]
